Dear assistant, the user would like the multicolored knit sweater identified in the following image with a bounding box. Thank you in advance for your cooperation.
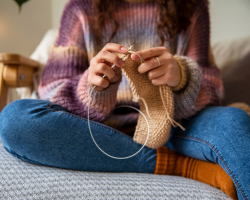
[38,0,224,134]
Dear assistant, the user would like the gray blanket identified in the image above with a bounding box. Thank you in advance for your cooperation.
[0,140,230,199]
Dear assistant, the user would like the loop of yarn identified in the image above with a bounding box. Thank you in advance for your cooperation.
[87,46,150,159]
[88,88,150,160]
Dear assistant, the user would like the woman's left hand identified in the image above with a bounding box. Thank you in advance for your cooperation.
[131,47,181,87]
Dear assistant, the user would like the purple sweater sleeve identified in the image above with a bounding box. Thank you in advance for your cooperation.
[38,0,121,122]
[173,0,224,120]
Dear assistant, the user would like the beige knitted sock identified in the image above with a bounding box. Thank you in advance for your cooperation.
[121,52,184,149]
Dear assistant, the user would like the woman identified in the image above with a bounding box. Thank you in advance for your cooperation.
[0,0,249,199]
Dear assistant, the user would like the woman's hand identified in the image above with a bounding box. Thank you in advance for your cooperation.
[131,47,181,87]
[88,43,127,91]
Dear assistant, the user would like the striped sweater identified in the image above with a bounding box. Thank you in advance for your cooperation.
[38,0,224,135]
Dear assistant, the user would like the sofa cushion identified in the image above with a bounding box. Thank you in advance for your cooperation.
[0,140,231,199]
[212,35,250,75]
[222,52,250,106]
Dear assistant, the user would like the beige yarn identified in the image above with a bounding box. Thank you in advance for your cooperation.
[121,51,185,149]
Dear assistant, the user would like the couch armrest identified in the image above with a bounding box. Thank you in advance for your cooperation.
[0,53,40,112]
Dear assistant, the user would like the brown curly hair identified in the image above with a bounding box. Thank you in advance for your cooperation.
[92,0,197,52]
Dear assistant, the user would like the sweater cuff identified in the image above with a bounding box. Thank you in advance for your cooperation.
[173,56,202,120]
[172,55,189,92]
[77,69,122,116]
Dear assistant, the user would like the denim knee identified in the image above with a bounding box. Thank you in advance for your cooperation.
[0,99,51,151]
[0,99,31,148]
[220,106,249,122]
[216,107,250,138]
[166,106,250,161]
[202,106,250,165]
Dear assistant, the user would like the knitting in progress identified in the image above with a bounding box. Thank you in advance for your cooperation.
[39,0,222,136]
[120,47,185,149]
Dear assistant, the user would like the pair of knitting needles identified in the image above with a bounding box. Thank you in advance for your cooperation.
[100,45,134,81]
[88,45,150,159]
[92,45,141,91]
[91,45,134,91]
[100,45,146,83]
[100,46,185,131]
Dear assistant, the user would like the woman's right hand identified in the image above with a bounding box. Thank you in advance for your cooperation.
[88,43,127,91]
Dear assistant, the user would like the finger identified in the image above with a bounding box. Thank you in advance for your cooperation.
[109,69,122,84]
[131,47,169,61]
[104,61,114,67]
[138,57,163,74]
[92,85,106,91]
[114,66,122,74]
[102,43,127,54]
[96,51,125,68]
[94,63,116,81]
[103,61,121,72]
[90,74,110,90]
[147,66,166,81]
[151,74,167,86]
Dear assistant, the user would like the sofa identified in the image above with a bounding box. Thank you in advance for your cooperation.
[1,30,250,199]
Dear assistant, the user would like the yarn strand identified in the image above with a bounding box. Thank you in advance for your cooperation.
[159,86,185,131]
[139,97,154,119]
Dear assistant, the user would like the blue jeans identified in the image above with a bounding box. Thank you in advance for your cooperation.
[0,99,249,200]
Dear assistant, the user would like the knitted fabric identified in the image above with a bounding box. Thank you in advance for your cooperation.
[172,56,188,92]
[121,53,176,148]
[0,140,231,200]
[38,0,224,136]
[154,146,237,200]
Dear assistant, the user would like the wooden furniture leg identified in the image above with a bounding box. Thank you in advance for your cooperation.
[0,63,8,111]
[0,53,40,112]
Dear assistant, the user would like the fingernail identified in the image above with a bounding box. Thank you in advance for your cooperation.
[121,46,127,52]
[131,54,138,60]
[119,59,125,67]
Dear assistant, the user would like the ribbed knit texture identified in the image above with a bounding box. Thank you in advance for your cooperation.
[154,146,237,200]
[172,56,188,92]
[0,140,232,200]
[121,53,174,148]
[38,0,224,135]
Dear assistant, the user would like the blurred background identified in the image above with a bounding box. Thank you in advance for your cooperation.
[0,0,250,57]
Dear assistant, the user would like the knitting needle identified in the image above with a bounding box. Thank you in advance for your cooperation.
[101,45,134,79]
[91,45,134,90]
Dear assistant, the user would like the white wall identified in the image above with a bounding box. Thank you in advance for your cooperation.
[50,0,250,43]
[1,0,249,58]
[0,0,52,57]
[210,0,250,43]
[51,0,68,29]
[2,0,250,104]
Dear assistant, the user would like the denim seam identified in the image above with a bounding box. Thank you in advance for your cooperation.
[173,134,246,200]
[4,146,54,168]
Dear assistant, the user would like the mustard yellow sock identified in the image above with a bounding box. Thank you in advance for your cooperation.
[154,146,237,200]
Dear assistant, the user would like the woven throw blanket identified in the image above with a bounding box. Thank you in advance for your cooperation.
[0,134,231,198]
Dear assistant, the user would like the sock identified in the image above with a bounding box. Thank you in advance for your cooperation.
[154,146,238,200]
[121,53,181,149]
